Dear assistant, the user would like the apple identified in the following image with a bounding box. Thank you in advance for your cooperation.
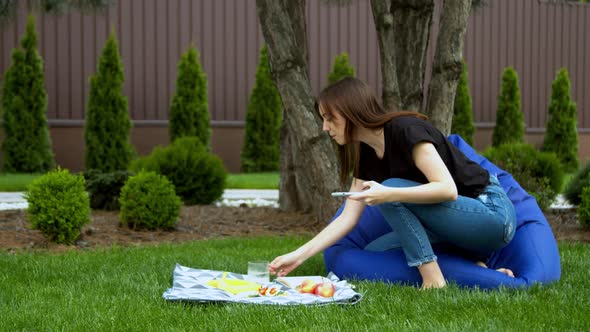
[313,282,335,297]
[297,279,318,293]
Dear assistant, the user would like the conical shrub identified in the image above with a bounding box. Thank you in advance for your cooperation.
[492,67,524,147]
[328,52,355,85]
[451,62,475,146]
[1,15,54,172]
[84,31,135,172]
[168,45,210,146]
[542,68,579,172]
[240,45,282,172]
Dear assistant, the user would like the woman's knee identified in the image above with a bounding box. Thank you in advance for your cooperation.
[376,201,403,214]
[381,178,421,188]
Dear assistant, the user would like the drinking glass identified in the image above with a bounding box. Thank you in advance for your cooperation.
[247,261,270,284]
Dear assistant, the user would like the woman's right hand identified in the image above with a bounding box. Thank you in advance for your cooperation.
[268,179,367,278]
[268,250,305,277]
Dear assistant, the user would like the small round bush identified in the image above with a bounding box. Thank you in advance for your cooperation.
[119,171,182,230]
[130,137,227,205]
[483,143,563,211]
[577,186,590,228]
[564,160,590,205]
[84,169,134,210]
[24,168,90,244]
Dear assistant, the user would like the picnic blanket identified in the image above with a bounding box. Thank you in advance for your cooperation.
[162,264,362,305]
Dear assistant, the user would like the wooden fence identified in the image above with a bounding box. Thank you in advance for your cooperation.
[1,0,588,171]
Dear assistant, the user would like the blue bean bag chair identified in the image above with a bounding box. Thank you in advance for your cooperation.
[324,134,561,289]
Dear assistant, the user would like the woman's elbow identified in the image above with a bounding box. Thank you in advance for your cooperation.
[448,191,458,201]
[445,184,458,201]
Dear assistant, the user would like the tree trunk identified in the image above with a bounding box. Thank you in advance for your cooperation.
[425,0,471,134]
[391,0,434,112]
[370,0,400,111]
[278,122,299,211]
[256,0,342,221]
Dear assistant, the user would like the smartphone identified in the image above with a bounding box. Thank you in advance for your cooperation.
[331,192,355,197]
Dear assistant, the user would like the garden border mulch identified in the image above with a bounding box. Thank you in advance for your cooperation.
[0,206,588,253]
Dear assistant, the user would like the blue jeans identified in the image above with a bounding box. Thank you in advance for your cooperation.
[364,176,516,267]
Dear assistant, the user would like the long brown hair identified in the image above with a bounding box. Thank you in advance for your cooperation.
[316,77,427,184]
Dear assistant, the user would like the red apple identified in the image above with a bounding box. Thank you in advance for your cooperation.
[313,282,335,297]
[297,279,318,293]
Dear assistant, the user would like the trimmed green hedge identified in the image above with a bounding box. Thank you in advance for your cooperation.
[24,168,90,244]
[84,169,134,210]
[564,160,590,205]
[119,171,182,230]
[484,143,563,211]
[130,137,227,205]
[578,186,590,228]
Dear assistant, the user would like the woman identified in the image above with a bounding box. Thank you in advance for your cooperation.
[268,77,516,288]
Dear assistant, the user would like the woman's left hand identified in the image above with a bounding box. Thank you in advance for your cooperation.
[348,181,392,206]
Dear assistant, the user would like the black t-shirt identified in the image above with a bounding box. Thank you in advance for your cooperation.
[357,116,489,198]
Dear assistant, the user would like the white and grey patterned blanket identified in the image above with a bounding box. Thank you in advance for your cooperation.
[162,264,362,305]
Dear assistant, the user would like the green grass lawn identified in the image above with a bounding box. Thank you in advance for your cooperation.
[0,173,42,191]
[226,172,278,189]
[0,172,279,191]
[1,237,588,331]
[0,171,575,193]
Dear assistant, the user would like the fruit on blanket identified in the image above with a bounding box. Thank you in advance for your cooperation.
[206,277,262,295]
[267,287,279,296]
[257,286,280,297]
[313,282,335,297]
[297,279,318,293]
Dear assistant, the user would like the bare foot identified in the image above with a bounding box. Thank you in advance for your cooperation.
[418,261,447,289]
[476,261,487,268]
[476,262,514,277]
[495,268,514,277]
[421,280,447,289]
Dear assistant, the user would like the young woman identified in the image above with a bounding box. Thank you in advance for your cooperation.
[268,77,516,288]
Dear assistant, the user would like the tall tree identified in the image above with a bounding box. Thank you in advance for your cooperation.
[1,15,54,172]
[256,0,342,221]
[257,0,473,219]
